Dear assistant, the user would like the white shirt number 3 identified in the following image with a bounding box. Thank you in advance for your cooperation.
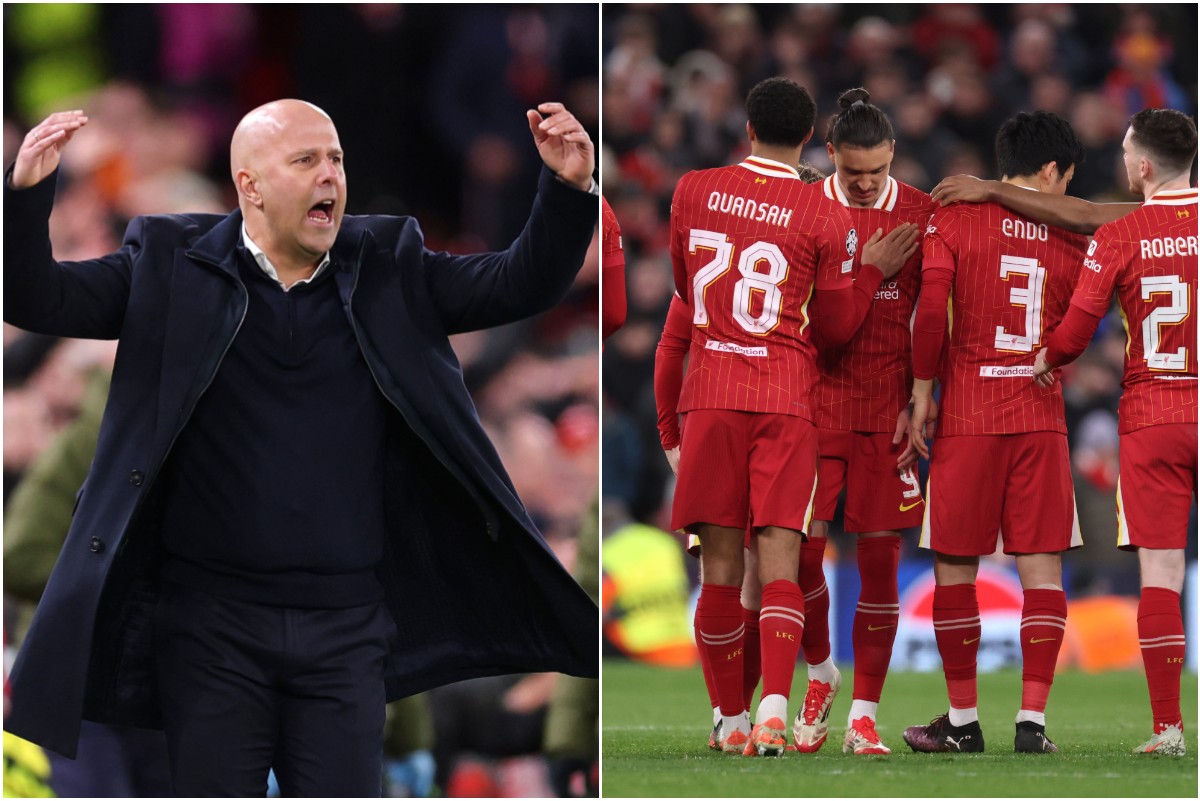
[994,255,1047,353]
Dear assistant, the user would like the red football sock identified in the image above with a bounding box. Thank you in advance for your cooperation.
[696,584,745,716]
[742,606,762,711]
[852,537,900,703]
[696,608,719,711]
[758,579,805,701]
[1019,588,1067,712]
[798,537,830,665]
[1139,587,1185,732]
[933,583,980,710]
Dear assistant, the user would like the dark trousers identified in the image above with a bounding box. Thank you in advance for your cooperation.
[46,720,172,798]
[154,583,393,797]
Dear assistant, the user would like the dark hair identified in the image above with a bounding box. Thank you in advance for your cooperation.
[745,77,816,148]
[796,161,825,183]
[1130,108,1198,176]
[825,88,894,149]
[994,111,1085,180]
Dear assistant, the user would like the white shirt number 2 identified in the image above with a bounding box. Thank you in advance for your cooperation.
[1141,275,1190,371]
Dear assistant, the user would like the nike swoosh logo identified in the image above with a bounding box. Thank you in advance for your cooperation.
[899,500,923,512]
[1029,637,1057,644]
[962,637,980,645]
[868,624,896,631]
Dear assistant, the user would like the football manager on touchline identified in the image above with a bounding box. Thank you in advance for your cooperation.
[3,99,599,797]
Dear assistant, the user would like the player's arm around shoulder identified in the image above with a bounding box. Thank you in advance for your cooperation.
[4,110,137,338]
[421,103,597,335]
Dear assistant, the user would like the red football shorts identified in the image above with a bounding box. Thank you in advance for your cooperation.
[813,428,924,532]
[672,409,818,535]
[1116,423,1198,551]
[920,432,1082,556]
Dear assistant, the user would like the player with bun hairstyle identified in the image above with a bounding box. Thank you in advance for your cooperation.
[666,76,918,757]
[793,87,931,757]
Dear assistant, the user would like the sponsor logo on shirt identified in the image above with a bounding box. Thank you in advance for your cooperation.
[705,340,768,357]
[874,280,900,301]
[979,366,1035,378]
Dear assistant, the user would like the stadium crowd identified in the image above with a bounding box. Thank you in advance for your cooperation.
[601,2,1198,599]
[3,5,598,797]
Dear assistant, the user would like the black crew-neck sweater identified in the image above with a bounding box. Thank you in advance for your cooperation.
[158,251,389,608]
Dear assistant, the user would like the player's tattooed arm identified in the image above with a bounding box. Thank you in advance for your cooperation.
[931,175,1139,235]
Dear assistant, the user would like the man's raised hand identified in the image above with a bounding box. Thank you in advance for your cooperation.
[526,102,594,192]
[11,110,88,190]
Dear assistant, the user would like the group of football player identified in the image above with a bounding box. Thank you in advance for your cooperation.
[638,76,1196,758]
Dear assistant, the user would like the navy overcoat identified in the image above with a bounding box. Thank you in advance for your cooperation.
[3,166,600,758]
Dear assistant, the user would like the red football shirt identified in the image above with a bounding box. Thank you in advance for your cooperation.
[918,199,1089,436]
[670,156,857,419]
[1065,188,1198,433]
[601,196,627,340]
[816,175,936,432]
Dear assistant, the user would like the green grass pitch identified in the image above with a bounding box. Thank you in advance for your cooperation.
[602,659,1198,797]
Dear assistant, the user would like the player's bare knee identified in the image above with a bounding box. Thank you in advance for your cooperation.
[1015,552,1063,590]
[698,525,746,586]
[1139,548,1185,593]
[754,529,800,585]
[933,553,978,586]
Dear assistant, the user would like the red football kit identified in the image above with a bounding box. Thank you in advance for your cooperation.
[668,156,857,535]
[1045,187,1198,550]
[601,196,627,340]
[912,197,1087,556]
[672,155,859,728]
[813,175,935,532]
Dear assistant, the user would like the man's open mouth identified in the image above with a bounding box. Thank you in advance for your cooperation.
[308,200,336,224]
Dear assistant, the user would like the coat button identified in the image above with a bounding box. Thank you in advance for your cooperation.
[130,470,144,487]
[89,537,105,553]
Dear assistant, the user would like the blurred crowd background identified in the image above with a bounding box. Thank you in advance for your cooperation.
[3,4,598,798]
[601,3,1198,667]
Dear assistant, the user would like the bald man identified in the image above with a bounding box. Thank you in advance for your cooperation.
[3,100,598,796]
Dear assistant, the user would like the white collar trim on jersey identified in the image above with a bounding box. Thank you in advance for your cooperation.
[1144,187,1199,206]
[823,174,898,211]
[740,156,800,180]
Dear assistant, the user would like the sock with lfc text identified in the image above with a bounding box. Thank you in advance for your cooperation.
[696,584,746,718]
[758,579,806,714]
[1139,587,1186,733]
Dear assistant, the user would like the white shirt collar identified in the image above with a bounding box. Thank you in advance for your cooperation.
[823,174,899,211]
[241,223,332,291]
[739,156,801,180]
